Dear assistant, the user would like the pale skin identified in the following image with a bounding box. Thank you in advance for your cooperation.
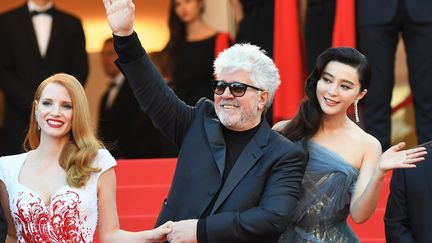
[103,1,269,241]
[0,82,171,242]
[274,61,426,224]
[227,0,243,30]
[173,0,215,41]
[30,0,52,8]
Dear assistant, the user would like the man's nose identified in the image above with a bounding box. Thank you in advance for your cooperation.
[221,86,234,98]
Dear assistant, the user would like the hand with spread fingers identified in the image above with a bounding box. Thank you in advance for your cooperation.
[378,142,427,172]
[102,0,135,36]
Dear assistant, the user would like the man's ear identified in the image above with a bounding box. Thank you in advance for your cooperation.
[258,91,269,111]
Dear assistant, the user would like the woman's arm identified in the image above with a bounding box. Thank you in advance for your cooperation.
[97,168,171,243]
[349,140,426,223]
[0,181,17,243]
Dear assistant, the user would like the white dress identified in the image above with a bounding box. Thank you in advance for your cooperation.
[0,149,116,243]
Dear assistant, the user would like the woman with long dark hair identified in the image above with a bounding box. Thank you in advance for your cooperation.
[161,0,229,105]
[275,47,426,242]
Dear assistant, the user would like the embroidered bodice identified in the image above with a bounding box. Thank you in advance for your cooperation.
[0,149,116,243]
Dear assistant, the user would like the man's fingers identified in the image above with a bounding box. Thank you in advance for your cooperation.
[127,0,136,9]
[102,0,112,10]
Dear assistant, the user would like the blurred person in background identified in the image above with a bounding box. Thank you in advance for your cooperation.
[357,0,432,150]
[98,38,177,159]
[385,140,432,243]
[161,0,230,106]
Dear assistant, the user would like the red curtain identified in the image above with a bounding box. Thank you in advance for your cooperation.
[273,0,305,122]
[332,0,356,47]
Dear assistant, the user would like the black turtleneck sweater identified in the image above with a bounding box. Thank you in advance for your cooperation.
[198,121,262,243]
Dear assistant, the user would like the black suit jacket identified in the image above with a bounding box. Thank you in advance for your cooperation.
[357,0,432,27]
[115,33,306,243]
[0,4,88,155]
[385,141,432,243]
[98,77,176,158]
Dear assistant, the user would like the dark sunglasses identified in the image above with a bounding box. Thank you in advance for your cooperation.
[212,80,264,97]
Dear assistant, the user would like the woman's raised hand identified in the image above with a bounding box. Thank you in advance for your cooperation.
[378,142,427,172]
[103,0,135,36]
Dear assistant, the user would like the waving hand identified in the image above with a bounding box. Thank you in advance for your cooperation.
[103,0,135,36]
[378,142,426,172]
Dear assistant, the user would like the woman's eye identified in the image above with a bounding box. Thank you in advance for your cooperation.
[322,78,331,83]
[341,85,352,90]
[42,101,52,106]
[63,104,73,109]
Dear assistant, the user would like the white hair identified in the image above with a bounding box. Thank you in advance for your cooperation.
[213,43,281,110]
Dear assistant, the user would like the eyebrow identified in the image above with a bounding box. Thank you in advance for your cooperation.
[40,98,72,103]
[322,72,355,86]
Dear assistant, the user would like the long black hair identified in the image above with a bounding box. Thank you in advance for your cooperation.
[163,0,205,65]
[280,47,371,159]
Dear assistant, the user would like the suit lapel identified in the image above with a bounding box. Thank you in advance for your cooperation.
[204,116,226,176]
[210,120,270,215]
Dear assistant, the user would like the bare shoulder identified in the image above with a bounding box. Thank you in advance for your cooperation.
[362,130,381,152]
[272,120,290,132]
[355,126,382,163]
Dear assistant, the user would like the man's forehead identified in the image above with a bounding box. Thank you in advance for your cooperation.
[220,69,251,82]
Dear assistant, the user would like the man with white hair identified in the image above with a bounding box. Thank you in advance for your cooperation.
[103,1,305,242]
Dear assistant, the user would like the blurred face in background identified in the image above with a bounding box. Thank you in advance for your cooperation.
[101,40,120,78]
[30,0,52,7]
[174,0,203,24]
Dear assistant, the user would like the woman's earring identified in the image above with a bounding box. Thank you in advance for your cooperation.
[354,100,359,123]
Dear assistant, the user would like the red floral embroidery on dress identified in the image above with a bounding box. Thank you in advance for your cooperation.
[14,190,88,243]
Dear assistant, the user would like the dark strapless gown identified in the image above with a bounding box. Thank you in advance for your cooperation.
[279,141,360,243]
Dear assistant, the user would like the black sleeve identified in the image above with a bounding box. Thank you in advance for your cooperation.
[113,32,145,64]
[113,33,196,146]
[197,219,208,243]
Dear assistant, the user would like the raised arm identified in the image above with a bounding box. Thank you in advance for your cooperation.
[349,141,426,223]
[102,0,196,145]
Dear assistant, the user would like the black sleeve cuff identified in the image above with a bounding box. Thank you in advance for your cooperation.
[197,218,208,243]
[113,32,145,63]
